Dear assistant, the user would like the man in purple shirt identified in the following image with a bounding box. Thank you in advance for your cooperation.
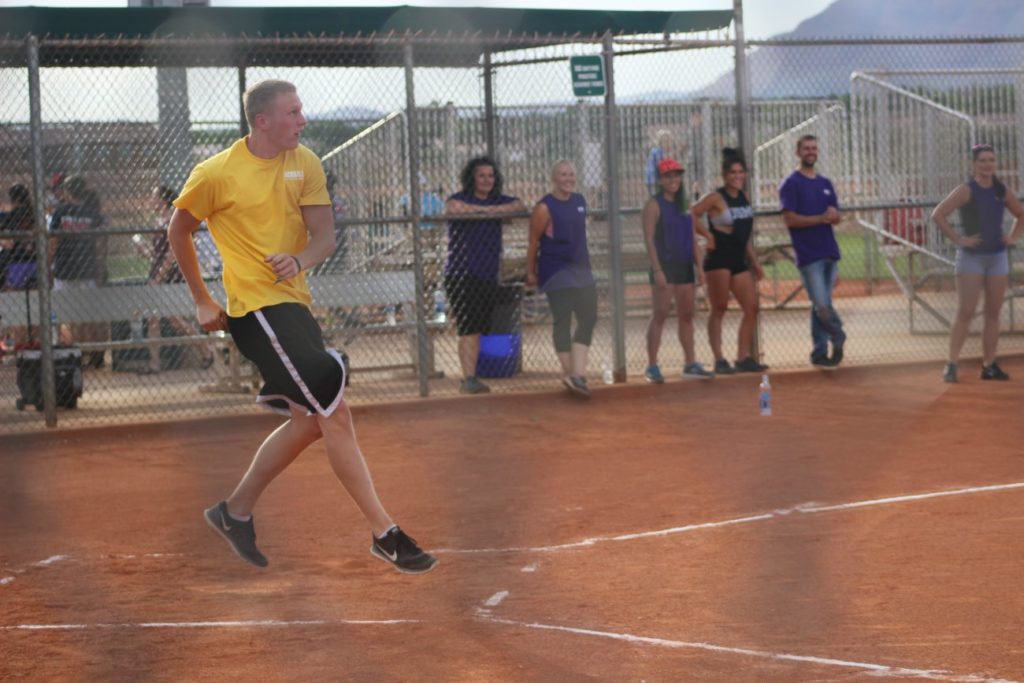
[779,134,846,369]
[444,156,525,394]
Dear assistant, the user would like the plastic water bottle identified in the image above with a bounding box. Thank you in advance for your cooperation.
[385,305,397,326]
[432,288,446,323]
[759,373,772,416]
[50,311,60,347]
[602,359,614,385]
[130,309,144,342]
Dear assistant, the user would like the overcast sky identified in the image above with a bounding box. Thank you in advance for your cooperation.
[0,0,836,40]
[0,1,839,122]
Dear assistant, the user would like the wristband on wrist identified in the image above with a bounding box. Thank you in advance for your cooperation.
[291,255,302,273]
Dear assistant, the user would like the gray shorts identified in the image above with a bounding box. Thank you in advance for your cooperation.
[954,249,1009,277]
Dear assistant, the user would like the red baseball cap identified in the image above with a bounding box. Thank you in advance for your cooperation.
[657,158,684,175]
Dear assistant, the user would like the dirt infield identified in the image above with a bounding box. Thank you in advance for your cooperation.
[2,358,1023,682]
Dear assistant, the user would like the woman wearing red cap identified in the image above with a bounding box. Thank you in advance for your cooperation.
[641,157,713,382]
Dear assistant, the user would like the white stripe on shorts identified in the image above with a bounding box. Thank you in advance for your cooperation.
[253,310,345,417]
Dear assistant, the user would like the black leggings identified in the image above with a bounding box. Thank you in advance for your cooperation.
[545,285,598,353]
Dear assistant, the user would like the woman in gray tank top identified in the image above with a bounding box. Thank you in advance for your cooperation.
[932,144,1024,382]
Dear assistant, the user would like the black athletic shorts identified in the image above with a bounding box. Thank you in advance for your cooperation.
[649,259,695,285]
[444,272,499,336]
[227,302,346,417]
[703,244,749,275]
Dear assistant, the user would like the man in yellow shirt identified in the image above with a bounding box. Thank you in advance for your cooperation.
[168,79,436,574]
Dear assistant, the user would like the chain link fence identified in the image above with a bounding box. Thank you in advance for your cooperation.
[2,29,1023,431]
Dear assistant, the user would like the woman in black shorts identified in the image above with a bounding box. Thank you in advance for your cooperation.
[692,148,766,374]
[443,157,525,394]
[641,157,713,382]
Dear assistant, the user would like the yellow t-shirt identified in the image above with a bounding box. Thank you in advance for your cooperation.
[174,138,330,316]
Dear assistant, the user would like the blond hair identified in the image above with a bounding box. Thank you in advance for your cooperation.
[550,159,575,179]
[243,79,297,128]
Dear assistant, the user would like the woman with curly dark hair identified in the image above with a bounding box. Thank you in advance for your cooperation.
[443,156,525,394]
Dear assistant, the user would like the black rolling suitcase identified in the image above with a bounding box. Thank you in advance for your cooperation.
[15,345,83,411]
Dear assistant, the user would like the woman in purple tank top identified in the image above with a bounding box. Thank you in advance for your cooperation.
[526,160,598,399]
[640,157,713,383]
[933,144,1024,382]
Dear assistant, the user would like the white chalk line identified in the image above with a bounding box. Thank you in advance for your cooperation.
[2,618,421,632]
[0,552,188,589]
[0,555,72,589]
[484,590,509,607]
[436,481,1024,555]
[478,614,1018,683]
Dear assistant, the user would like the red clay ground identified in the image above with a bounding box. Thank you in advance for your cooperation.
[1,357,1023,682]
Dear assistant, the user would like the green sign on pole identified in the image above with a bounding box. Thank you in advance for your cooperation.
[570,55,606,97]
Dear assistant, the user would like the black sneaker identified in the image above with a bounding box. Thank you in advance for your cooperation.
[714,359,735,375]
[563,375,591,399]
[981,362,1010,381]
[459,376,491,394]
[943,362,958,383]
[203,501,268,568]
[830,346,844,367]
[734,357,768,373]
[371,527,438,574]
[811,353,837,371]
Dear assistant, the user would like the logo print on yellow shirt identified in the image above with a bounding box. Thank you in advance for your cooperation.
[284,170,304,180]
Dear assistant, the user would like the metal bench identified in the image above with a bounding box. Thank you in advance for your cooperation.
[0,271,442,390]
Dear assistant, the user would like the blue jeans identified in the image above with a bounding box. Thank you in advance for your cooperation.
[798,258,846,358]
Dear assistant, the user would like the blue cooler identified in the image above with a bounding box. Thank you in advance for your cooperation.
[476,333,521,378]
[475,283,523,378]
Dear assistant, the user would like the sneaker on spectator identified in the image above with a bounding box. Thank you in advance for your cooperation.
[644,364,665,384]
[459,376,491,394]
[371,526,437,574]
[563,375,591,399]
[980,362,1009,381]
[734,357,767,373]
[811,353,837,371]
[830,346,844,367]
[943,362,958,383]
[713,359,735,375]
[682,362,714,380]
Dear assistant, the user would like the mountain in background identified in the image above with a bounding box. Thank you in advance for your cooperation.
[692,0,1024,99]
[312,106,386,122]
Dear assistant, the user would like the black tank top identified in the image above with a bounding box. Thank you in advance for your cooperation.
[708,188,754,251]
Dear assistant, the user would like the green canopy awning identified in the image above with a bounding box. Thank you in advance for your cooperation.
[0,6,733,67]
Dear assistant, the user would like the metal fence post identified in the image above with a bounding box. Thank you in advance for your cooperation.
[732,0,752,158]
[483,51,496,159]
[156,65,191,190]
[602,32,627,382]
[404,40,430,397]
[238,64,248,138]
[27,35,57,427]
[732,0,759,361]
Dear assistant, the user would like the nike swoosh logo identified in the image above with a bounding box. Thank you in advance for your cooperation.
[221,517,232,532]
[382,548,398,562]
